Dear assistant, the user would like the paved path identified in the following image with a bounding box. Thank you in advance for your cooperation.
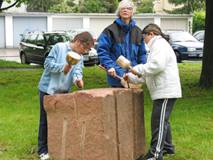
[0,48,20,63]
[0,48,41,67]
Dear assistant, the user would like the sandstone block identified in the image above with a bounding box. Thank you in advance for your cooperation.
[44,88,145,160]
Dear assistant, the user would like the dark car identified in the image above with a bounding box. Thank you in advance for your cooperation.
[168,31,203,63]
[19,31,70,65]
[193,30,205,42]
[66,29,99,66]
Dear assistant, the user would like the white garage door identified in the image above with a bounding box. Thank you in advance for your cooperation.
[0,17,5,48]
[90,18,115,39]
[13,16,47,47]
[161,18,188,32]
[136,18,154,30]
[52,17,83,31]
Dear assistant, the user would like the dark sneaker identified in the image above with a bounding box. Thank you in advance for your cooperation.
[136,155,145,160]
[136,152,162,160]
[136,156,157,160]
[163,149,175,156]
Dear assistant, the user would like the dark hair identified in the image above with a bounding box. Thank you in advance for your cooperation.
[72,31,94,47]
[142,23,169,41]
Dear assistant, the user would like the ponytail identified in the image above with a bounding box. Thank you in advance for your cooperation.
[142,23,169,41]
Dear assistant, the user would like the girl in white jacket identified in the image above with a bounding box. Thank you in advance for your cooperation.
[126,23,182,160]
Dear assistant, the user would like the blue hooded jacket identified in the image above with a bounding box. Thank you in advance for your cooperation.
[97,18,147,87]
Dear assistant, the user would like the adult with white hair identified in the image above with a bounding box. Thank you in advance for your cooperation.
[97,0,146,87]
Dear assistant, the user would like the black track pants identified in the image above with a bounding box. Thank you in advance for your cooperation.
[150,98,177,159]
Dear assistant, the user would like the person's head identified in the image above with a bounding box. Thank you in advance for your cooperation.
[71,31,94,55]
[142,23,169,44]
[116,0,135,23]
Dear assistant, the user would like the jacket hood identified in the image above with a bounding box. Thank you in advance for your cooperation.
[114,18,136,32]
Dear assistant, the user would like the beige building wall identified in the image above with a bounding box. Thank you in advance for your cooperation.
[154,0,183,13]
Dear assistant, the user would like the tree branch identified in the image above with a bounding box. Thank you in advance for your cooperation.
[0,0,20,11]
[0,0,3,9]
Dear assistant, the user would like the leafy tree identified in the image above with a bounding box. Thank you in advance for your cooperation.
[193,11,205,33]
[103,0,118,13]
[0,0,119,13]
[199,0,213,88]
[76,0,118,13]
[48,0,74,13]
[76,0,105,13]
[134,0,154,13]
[27,0,61,12]
[167,0,205,14]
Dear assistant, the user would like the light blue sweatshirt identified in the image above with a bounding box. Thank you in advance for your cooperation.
[38,42,83,95]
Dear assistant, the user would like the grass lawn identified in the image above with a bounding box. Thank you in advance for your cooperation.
[0,61,213,160]
[0,60,41,68]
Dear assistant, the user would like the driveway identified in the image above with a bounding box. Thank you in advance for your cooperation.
[0,48,20,63]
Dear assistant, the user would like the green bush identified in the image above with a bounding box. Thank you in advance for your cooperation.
[193,11,205,33]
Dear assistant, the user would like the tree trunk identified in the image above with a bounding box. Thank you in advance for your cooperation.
[199,0,213,88]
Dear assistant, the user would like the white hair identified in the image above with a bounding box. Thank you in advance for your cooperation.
[115,0,136,17]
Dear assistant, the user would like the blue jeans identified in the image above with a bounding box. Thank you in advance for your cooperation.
[38,90,49,155]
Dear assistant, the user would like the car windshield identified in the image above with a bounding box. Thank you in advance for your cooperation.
[45,33,70,45]
[169,32,198,43]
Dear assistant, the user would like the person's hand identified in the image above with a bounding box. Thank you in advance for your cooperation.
[123,73,129,82]
[64,64,72,75]
[121,73,143,89]
[131,64,143,77]
[120,73,130,88]
[130,68,139,76]
[107,68,116,77]
[76,79,84,89]
[120,78,129,88]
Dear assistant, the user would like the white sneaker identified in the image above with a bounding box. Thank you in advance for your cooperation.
[39,153,50,160]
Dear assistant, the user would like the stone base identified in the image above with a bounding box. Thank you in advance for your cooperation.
[44,88,145,160]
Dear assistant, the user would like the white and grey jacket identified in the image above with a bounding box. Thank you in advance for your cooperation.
[128,35,182,100]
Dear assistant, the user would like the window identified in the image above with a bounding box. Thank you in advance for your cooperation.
[37,34,45,45]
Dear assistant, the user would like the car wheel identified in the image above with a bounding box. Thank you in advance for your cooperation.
[21,53,29,64]
[175,51,182,63]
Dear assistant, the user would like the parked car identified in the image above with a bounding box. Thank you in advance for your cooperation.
[19,31,70,65]
[193,30,205,42]
[66,29,99,66]
[167,31,203,63]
